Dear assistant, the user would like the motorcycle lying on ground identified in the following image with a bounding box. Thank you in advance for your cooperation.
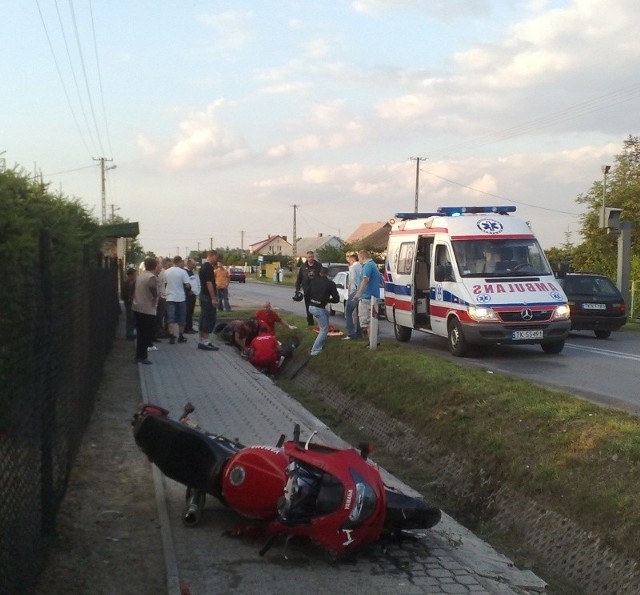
[132,403,441,557]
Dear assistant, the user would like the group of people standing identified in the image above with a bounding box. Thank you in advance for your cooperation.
[294,249,381,357]
[123,250,236,364]
[123,247,381,365]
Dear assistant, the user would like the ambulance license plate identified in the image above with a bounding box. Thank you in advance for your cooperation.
[512,330,543,340]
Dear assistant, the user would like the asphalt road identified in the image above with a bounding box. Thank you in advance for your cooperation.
[230,278,640,414]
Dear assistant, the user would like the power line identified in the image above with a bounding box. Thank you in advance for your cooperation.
[421,168,581,216]
[35,0,93,156]
[439,81,640,157]
[68,0,106,156]
[89,0,113,158]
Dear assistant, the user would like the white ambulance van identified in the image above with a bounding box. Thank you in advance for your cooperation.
[384,206,571,356]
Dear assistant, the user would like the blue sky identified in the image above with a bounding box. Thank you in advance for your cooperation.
[2,0,638,256]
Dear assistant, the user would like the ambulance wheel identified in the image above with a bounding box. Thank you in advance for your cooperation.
[448,318,469,357]
[394,323,412,342]
[541,340,565,354]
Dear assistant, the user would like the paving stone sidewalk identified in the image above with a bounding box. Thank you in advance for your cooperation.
[137,299,546,594]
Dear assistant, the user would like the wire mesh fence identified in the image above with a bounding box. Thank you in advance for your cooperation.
[0,231,120,594]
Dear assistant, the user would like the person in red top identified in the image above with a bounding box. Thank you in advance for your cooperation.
[254,301,296,336]
[246,331,283,375]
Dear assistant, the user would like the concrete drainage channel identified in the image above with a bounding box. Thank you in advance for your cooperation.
[290,368,640,595]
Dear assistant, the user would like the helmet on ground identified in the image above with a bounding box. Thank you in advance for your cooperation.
[292,291,304,302]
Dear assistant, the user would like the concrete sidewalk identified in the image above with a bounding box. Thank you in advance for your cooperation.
[136,297,546,594]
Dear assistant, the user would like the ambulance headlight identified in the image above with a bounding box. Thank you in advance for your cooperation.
[552,304,571,320]
[467,306,498,322]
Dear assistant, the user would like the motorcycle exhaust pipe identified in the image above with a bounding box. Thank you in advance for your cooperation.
[182,490,205,527]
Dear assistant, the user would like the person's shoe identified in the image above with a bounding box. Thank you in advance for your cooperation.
[178,335,187,343]
[147,345,158,351]
[169,335,176,344]
[136,358,152,365]
[310,350,322,357]
[342,336,352,341]
[198,342,219,351]
[183,329,197,334]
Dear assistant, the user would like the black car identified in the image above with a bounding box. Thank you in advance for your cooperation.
[558,273,627,338]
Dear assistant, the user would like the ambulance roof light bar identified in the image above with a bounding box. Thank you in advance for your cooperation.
[437,206,516,216]
[393,212,441,220]
[392,206,516,222]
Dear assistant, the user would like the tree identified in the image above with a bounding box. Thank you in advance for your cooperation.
[316,243,346,264]
[572,135,640,278]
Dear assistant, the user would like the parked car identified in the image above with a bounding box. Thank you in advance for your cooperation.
[329,270,386,320]
[322,262,348,280]
[557,273,627,338]
[229,267,246,283]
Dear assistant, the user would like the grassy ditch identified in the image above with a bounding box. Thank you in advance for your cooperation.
[221,309,640,572]
[256,313,640,568]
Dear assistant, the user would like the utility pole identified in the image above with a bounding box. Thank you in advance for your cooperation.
[108,203,120,221]
[409,156,427,213]
[292,205,298,265]
[240,230,245,252]
[93,157,116,224]
[210,237,213,250]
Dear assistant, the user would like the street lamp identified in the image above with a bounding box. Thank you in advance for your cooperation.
[600,164,611,228]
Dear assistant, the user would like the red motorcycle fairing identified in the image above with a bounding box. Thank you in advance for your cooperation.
[222,446,288,519]
[268,441,387,556]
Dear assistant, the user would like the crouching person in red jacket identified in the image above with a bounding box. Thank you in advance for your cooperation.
[246,332,283,375]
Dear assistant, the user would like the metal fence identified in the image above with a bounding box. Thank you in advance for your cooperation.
[0,231,120,594]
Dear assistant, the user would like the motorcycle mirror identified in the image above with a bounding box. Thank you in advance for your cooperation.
[276,433,286,448]
[358,441,376,460]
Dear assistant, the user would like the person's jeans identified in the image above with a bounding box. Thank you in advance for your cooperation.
[217,287,231,311]
[345,293,361,338]
[309,305,329,354]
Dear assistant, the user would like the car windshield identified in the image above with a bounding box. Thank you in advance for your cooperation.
[451,238,553,278]
[562,276,620,297]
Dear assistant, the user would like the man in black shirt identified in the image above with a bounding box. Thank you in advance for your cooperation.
[308,267,340,356]
[197,250,220,351]
[295,250,323,326]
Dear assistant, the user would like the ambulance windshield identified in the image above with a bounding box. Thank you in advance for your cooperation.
[452,239,553,278]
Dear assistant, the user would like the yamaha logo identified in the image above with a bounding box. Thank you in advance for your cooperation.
[521,308,533,321]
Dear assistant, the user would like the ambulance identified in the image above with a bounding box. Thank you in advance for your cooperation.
[384,206,571,356]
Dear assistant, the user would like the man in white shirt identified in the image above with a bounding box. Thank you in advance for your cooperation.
[343,253,363,340]
[184,258,200,334]
[164,256,191,344]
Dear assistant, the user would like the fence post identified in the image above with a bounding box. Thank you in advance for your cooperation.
[369,298,379,350]
[39,229,55,537]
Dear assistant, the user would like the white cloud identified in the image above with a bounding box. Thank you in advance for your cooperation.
[260,81,312,95]
[198,10,255,51]
[164,100,250,170]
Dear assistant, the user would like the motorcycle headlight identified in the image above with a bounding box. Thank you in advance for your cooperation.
[552,304,571,320]
[467,305,498,322]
